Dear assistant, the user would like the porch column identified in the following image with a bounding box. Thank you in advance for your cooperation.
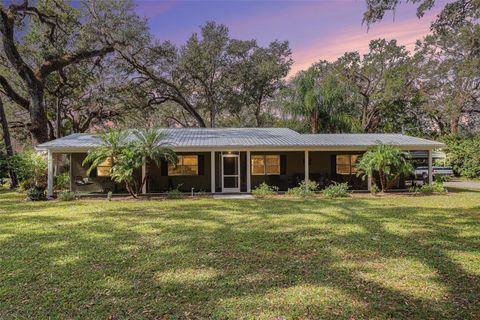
[141,163,147,194]
[69,153,73,192]
[367,174,372,191]
[47,150,54,197]
[246,151,251,192]
[428,149,433,185]
[304,150,309,182]
[211,151,215,193]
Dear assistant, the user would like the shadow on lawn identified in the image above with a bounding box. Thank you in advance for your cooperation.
[1,194,479,319]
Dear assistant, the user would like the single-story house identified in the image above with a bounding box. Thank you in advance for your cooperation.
[36,128,445,197]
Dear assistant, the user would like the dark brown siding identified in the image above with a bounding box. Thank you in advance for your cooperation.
[148,152,212,193]
[250,151,305,191]
[70,153,133,193]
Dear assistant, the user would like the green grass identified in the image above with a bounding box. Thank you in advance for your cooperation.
[1,189,480,319]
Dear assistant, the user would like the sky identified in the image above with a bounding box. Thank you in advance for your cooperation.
[134,0,448,75]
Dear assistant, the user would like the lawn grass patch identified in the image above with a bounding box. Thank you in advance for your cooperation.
[1,188,479,319]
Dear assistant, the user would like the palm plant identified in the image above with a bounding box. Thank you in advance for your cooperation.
[356,144,413,192]
[82,129,128,175]
[282,62,361,133]
[83,128,176,198]
[132,128,177,194]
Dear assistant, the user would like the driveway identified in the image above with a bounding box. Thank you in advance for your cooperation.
[445,181,480,189]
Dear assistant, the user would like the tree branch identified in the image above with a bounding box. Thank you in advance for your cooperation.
[37,46,115,80]
[0,75,29,110]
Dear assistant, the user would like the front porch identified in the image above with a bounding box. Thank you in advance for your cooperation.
[46,149,435,197]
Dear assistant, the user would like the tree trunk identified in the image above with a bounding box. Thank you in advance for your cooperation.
[0,95,18,187]
[29,87,50,145]
[56,96,62,138]
[450,116,460,134]
[255,103,263,127]
[310,111,319,133]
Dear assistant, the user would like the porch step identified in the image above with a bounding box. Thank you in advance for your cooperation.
[213,194,254,199]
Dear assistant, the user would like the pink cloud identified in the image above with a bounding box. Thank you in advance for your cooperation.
[136,0,177,19]
[290,13,437,75]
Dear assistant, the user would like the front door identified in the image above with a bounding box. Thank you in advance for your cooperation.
[222,154,240,193]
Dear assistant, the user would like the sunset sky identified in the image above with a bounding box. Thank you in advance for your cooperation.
[135,0,448,75]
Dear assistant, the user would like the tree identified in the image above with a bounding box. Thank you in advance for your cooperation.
[414,21,480,134]
[83,128,176,198]
[282,62,361,133]
[335,39,419,132]
[120,21,292,128]
[0,0,146,145]
[356,144,414,192]
[83,129,128,176]
[0,94,17,187]
[131,128,176,194]
[229,40,292,127]
[363,0,480,33]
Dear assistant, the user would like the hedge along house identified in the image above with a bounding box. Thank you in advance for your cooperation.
[36,128,445,197]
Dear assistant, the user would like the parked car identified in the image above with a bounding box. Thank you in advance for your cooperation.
[415,166,454,179]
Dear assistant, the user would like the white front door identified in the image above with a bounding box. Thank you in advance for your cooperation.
[221,154,240,193]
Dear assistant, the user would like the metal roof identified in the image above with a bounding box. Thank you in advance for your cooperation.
[36,128,445,151]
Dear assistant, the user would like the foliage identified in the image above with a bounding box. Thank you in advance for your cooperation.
[286,180,319,197]
[121,21,292,128]
[1,188,479,318]
[57,191,79,201]
[370,183,380,194]
[107,191,113,201]
[440,134,480,178]
[54,173,70,191]
[251,182,279,197]
[165,184,184,199]
[322,182,351,198]
[410,181,448,194]
[281,61,362,133]
[84,129,176,198]
[7,151,47,188]
[356,144,414,192]
[26,185,47,201]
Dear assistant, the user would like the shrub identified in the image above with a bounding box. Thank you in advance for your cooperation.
[440,134,480,178]
[323,182,351,198]
[27,186,47,201]
[57,191,79,201]
[370,183,379,194]
[54,173,70,191]
[356,144,413,192]
[8,151,47,186]
[252,182,278,197]
[107,191,113,201]
[166,185,184,199]
[411,182,447,194]
[286,180,319,197]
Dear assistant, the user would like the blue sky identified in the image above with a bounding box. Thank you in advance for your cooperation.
[135,0,447,74]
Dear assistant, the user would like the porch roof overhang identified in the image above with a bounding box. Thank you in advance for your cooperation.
[36,128,445,153]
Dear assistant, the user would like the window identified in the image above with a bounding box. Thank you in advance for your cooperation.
[168,155,198,176]
[251,155,281,175]
[336,155,358,175]
[97,158,113,177]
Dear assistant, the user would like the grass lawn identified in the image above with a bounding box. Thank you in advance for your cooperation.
[1,189,479,319]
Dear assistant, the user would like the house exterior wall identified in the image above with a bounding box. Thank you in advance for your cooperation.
[70,153,140,193]
[69,150,412,193]
[148,152,212,193]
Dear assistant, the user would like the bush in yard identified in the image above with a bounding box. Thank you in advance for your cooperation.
[54,173,70,191]
[370,183,379,194]
[83,129,176,198]
[322,182,351,198]
[165,184,184,199]
[8,151,47,189]
[440,134,480,178]
[410,181,447,194]
[57,191,79,201]
[252,182,278,197]
[27,186,47,201]
[356,144,413,192]
[286,180,319,197]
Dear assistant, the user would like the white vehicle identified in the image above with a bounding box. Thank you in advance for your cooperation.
[415,166,454,179]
